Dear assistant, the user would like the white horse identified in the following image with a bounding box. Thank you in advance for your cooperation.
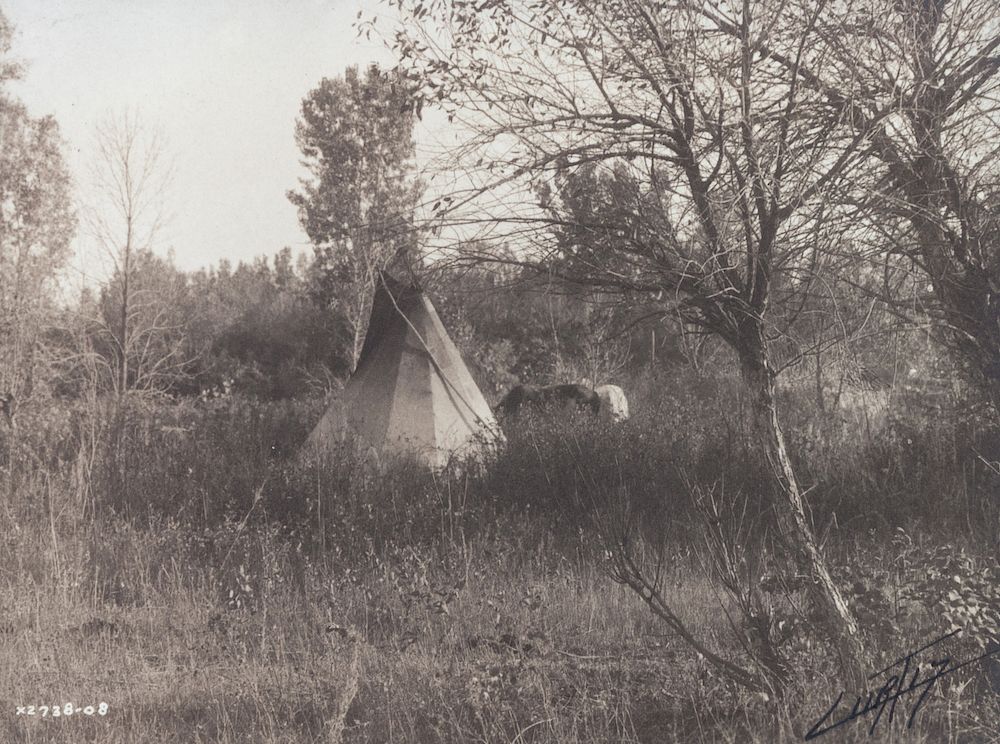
[594,384,629,422]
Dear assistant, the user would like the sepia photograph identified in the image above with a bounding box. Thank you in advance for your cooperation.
[1,0,999,741]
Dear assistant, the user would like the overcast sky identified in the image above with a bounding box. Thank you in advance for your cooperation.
[5,0,402,279]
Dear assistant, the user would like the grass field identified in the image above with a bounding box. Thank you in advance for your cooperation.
[1,381,999,743]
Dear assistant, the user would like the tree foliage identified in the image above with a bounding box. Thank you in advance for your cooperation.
[186,251,350,398]
[289,64,423,369]
[0,10,75,403]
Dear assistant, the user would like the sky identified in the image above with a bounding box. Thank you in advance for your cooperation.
[4,0,402,279]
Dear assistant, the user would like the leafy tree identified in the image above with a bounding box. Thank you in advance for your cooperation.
[431,260,641,397]
[0,10,75,407]
[289,64,422,370]
[183,253,349,399]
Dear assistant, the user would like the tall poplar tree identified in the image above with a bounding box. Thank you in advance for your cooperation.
[289,64,422,371]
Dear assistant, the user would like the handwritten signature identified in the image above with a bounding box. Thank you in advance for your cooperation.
[805,629,1000,740]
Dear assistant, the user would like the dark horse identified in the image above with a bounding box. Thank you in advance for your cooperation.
[494,384,601,418]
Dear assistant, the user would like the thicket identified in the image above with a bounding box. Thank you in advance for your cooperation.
[4,360,997,601]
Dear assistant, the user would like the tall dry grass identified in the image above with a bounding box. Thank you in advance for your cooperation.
[0,371,997,742]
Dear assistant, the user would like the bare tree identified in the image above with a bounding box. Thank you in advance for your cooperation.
[85,112,185,396]
[859,0,1000,416]
[389,0,876,688]
[701,0,1000,416]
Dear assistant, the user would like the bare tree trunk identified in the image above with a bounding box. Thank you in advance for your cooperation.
[119,229,131,396]
[987,379,1000,425]
[813,314,827,417]
[90,112,175,398]
[348,297,364,374]
[737,325,866,690]
[814,347,825,417]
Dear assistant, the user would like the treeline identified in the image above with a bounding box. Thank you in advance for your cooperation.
[0,17,678,407]
[0,8,969,418]
[54,249,677,402]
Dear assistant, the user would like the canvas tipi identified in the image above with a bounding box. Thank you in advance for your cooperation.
[305,273,501,468]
